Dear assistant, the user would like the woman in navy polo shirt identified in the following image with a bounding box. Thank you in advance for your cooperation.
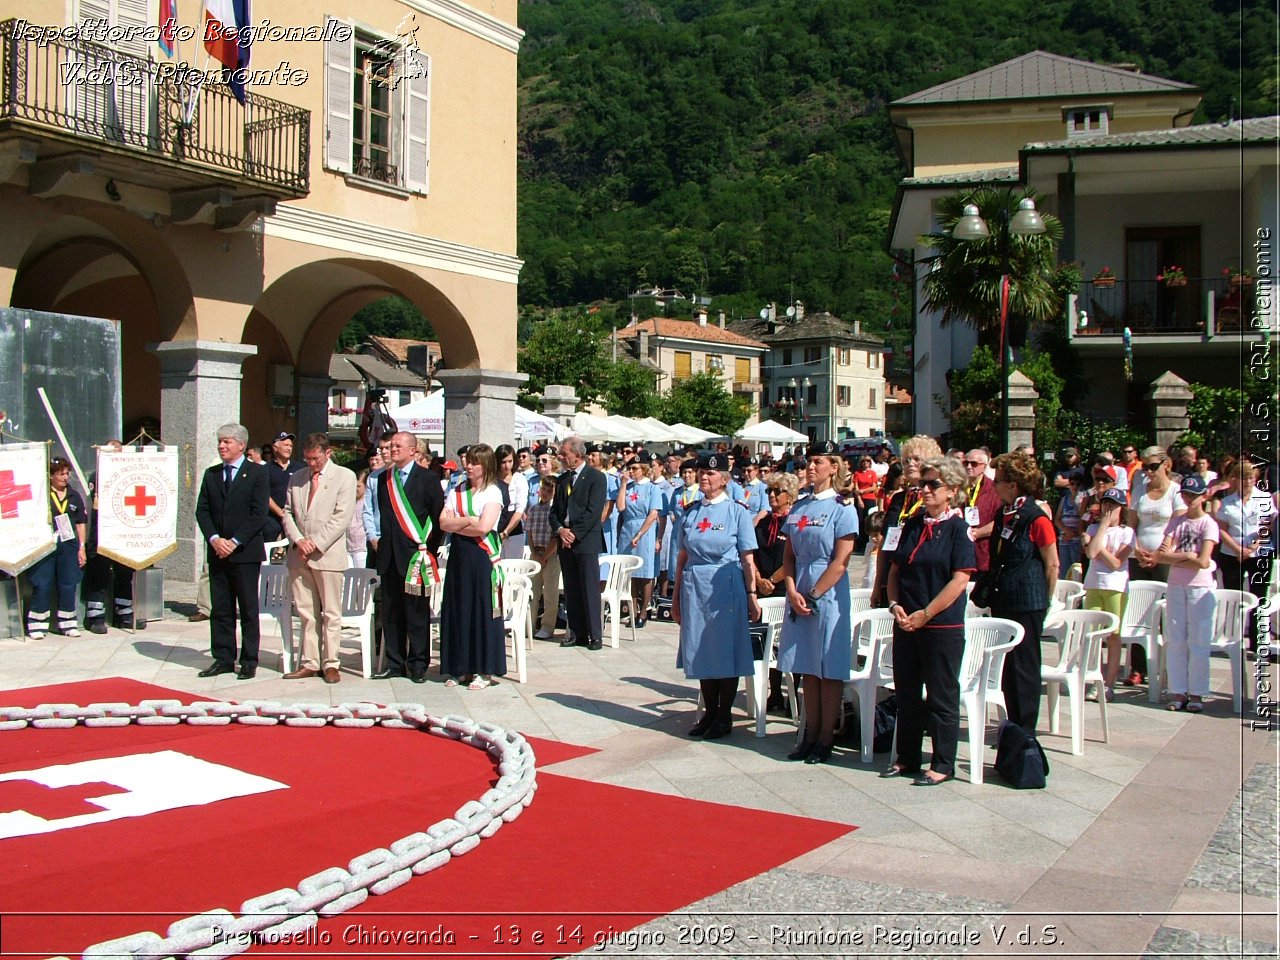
[881,456,976,786]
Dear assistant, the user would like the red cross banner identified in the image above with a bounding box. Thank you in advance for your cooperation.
[95,446,179,570]
[0,443,55,576]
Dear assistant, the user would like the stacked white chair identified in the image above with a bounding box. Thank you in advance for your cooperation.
[339,568,380,678]
[1041,610,1118,755]
[959,617,1024,783]
[746,597,789,737]
[1120,580,1168,703]
[843,609,897,763]
[501,573,532,683]
[598,553,644,648]
[498,558,541,650]
[258,565,294,673]
[1209,589,1261,714]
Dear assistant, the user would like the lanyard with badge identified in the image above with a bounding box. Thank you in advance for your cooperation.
[965,478,983,528]
[51,490,76,542]
[883,492,922,552]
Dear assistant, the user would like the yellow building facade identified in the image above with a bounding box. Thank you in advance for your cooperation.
[0,0,522,578]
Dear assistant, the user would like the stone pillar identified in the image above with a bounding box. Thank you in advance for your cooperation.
[541,384,579,428]
[1006,369,1039,453]
[1147,371,1193,450]
[147,340,257,583]
[434,368,529,459]
[296,374,334,442]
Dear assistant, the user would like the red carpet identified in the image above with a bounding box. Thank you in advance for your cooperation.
[0,679,854,958]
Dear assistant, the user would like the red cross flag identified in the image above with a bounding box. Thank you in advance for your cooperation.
[95,446,179,570]
[0,443,55,576]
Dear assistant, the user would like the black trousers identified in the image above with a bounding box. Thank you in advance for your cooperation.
[380,568,431,673]
[891,627,965,776]
[82,555,134,620]
[208,557,261,669]
[995,607,1045,733]
[559,548,602,644]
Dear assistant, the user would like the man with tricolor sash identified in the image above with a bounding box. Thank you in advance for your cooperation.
[373,431,443,682]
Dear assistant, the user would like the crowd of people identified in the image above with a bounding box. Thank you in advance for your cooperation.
[20,423,1276,776]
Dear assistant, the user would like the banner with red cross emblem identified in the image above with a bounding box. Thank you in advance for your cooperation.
[0,442,54,576]
[95,446,179,570]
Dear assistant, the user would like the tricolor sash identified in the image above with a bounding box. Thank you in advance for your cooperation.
[389,469,440,594]
[455,486,505,613]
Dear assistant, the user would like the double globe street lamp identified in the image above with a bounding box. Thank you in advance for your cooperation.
[952,196,1046,452]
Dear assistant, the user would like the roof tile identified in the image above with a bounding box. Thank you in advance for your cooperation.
[613,318,768,349]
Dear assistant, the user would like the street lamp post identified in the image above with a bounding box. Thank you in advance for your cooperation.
[953,195,1046,452]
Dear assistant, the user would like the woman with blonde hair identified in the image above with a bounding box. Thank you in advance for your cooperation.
[871,435,942,607]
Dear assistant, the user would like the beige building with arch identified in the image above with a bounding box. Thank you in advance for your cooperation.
[0,0,522,579]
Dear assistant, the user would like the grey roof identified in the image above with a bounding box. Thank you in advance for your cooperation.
[902,166,1020,187]
[728,312,884,347]
[338,353,430,388]
[892,51,1196,106]
[329,355,361,382]
[1024,116,1278,152]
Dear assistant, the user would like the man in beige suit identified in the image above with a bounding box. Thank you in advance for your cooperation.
[282,433,357,683]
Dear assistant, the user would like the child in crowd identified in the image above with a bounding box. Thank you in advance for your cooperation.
[1148,475,1220,712]
[1080,488,1134,701]
[525,476,561,640]
[347,470,369,570]
[861,510,886,590]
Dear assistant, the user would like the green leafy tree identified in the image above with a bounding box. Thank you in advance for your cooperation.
[604,361,659,418]
[918,188,1065,348]
[517,311,611,408]
[660,371,751,436]
[338,296,436,351]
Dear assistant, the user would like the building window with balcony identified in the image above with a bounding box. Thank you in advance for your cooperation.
[674,351,692,380]
[325,19,430,193]
[332,389,348,409]
[837,385,851,407]
[735,357,751,385]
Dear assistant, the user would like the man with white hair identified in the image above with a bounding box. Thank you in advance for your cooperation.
[194,423,270,679]
[550,435,607,650]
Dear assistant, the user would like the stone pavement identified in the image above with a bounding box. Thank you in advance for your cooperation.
[1,577,1276,959]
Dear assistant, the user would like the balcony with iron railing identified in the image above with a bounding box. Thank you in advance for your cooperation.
[0,19,308,219]
[1067,275,1263,351]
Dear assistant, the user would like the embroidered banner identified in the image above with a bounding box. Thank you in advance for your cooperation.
[95,446,179,570]
[0,443,55,576]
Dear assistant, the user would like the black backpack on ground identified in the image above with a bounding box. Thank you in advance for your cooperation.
[993,719,1050,789]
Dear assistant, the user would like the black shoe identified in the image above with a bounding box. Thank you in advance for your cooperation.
[559,637,579,648]
[879,764,918,779]
[787,740,817,761]
[87,618,108,635]
[702,718,733,740]
[114,614,135,630]
[688,715,714,738]
[409,668,426,684]
[236,667,256,680]
[587,640,603,651]
[370,668,404,680]
[197,663,234,678]
[634,617,646,629]
[804,743,833,764]
[912,772,953,787]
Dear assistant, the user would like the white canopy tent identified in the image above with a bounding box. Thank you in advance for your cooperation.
[633,417,682,443]
[734,419,809,444]
[571,412,647,442]
[667,422,722,444]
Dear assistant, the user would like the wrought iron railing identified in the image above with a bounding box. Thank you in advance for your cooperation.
[0,19,308,195]
[1075,276,1245,335]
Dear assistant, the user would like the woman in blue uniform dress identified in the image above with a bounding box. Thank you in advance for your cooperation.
[778,440,860,764]
[664,459,700,587]
[617,452,664,627]
[673,453,761,739]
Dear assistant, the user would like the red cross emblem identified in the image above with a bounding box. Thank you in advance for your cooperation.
[0,780,127,820]
[628,492,639,503]
[696,517,712,533]
[123,484,157,517]
[0,469,34,519]
[796,514,810,531]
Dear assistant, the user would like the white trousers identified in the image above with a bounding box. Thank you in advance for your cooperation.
[1163,584,1216,697]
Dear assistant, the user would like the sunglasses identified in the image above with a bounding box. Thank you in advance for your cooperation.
[1123,448,1137,454]
[963,460,986,467]
[919,478,947,492]
[1142,462,1162,471]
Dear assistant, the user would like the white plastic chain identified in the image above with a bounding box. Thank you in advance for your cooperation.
[0,699,538,960]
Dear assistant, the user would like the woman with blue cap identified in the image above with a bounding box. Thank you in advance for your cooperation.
[617,451,664,627]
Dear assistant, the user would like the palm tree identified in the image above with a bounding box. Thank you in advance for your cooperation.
[917,188,1064,348]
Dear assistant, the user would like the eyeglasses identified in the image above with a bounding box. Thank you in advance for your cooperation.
[963,460,986,467]
[919,478,946,492]
[1123,448,1137,454]
[1142,462,1162,471]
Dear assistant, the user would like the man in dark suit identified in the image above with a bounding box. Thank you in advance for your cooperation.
[194,423,270,679]
[550,435,607,650]
[373,431,444,682]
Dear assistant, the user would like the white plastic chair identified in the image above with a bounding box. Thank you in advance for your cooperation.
[258,565,295,673]
[339,569,380,679]
[843,609,897,763]
[849,588,873,617]
[1041,610,1118,755]
[746,597,789,737]
[959,617,1024,783]
[599,553,643,648]
[264,538,289,564]
[501,573,532,683]
[1210,589,1261,714]
[498,558,541,650]
[1055,580,1085,610]
[1120,580,1167,703]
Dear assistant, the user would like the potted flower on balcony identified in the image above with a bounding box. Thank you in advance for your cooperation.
[1157,265,1187,288]
[1223,266,1255,290]
[1091,266,1117,287]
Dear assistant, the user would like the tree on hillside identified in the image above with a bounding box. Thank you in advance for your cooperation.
[338,296,436,351]
[660,371,751,437]
[517,311,611,408]
[918,188,1065,349]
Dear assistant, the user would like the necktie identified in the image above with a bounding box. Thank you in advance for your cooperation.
[223,464,233,491]
[308,471,321,506]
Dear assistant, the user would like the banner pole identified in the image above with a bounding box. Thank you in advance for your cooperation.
[36,388,89,497]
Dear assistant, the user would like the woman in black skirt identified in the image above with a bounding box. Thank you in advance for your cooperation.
[438,443,507,689]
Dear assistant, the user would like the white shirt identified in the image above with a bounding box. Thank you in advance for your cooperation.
[1134,483,1185,551]
[871,462,889,479]
[1083,523,1134,592]
[1217,489,1273,558]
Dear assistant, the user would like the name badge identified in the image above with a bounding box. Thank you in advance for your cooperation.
[54,513,76,542]
[965,507,981,527]
[1001,525,1015,540]
[883,526,902,552]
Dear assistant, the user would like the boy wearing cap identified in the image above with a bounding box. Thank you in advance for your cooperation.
[1148,475,1219,712]
[1081,488,1135,700]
